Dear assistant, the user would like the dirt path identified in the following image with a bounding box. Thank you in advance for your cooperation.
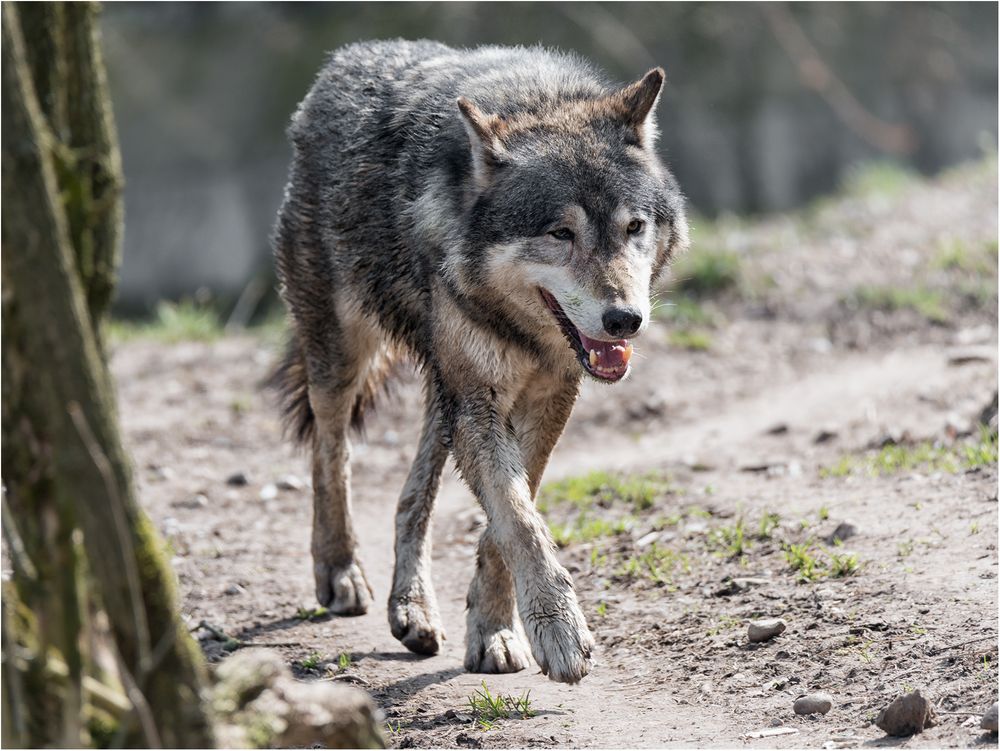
[114,161,998,748]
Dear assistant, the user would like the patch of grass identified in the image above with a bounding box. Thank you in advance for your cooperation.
[595,601,608,617]
[337,652,351,671]
[845,285,949,324]
[818,506,830,521]
[299,652,322,671]
[538,471,671,514]
[708,518,749,558]
[822,428,999,478]
[654,295,718,327]
[109,299,224,343]
[668,329,713,351]
[932,238,998,275]
[549,513,633,547]
[618,543,689,586]
[758,512,781,539]
[706,615,742,637]
[841,161,916,199]
[467,682,534,730]
[783,542,823,582]
[295,605,328,621]
[670,248,741,297]
[829,551,860,577]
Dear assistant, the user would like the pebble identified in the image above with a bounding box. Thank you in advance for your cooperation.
[875,690,937,736]
[748,618,787,643]
[172,493,208,509]
[260,483,279,501]
[635,531,661,548]
[982,701,998,733]
[223,583,246,596]
[793,692,833,715]
[276,474,304,491]
[225,471,249,486]
[825,521,858,545]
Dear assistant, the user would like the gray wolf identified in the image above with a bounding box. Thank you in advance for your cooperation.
[271,40,688,683]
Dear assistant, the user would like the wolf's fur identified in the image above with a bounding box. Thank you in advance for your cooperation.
[272,40,688,683]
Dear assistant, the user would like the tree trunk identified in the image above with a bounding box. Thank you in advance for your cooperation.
[1,3,213,747]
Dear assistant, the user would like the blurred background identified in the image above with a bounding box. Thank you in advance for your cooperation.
[99,1,999,315]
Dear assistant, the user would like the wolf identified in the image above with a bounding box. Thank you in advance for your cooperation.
[271,40,688,684]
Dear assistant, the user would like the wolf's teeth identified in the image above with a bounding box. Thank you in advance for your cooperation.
[589,349,598,367]
[622,343,634,364]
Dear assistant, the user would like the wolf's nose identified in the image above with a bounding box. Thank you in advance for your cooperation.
[602,307,643,338]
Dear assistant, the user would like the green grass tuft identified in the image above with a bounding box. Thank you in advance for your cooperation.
[668,329,713,351]
[467,682,534,730]
[110,300,223,343]
[821,427,997,478]
[670,249,741,297]
[845,285,949,324]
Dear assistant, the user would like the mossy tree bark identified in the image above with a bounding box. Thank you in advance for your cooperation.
[1,3,213,747]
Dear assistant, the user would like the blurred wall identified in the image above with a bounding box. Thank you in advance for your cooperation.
[101,2,999,311]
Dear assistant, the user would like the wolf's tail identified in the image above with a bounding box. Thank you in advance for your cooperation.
[268,329,397,444]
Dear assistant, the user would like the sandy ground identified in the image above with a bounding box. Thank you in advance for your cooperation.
[114,161,999,748]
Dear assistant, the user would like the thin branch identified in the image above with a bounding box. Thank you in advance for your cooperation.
[761,3,916,155]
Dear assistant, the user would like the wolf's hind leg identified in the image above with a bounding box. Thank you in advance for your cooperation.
[464,530,531,674]
[306,317,380,615]
[388,387,448,654]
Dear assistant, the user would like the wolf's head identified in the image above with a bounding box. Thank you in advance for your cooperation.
[454,68,688,383]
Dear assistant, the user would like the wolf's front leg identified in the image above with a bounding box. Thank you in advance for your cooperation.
[451,400,594,684]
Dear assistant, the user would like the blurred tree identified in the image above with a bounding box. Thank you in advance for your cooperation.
[1,2,213,746]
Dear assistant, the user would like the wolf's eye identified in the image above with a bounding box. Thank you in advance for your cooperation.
[549,228,575,242]
[626,219,644,235]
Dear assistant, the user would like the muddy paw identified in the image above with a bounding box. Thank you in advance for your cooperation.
[464,626,532,674]
[523,604,594,684]
[388,596,445,655]
[314,561,372,615]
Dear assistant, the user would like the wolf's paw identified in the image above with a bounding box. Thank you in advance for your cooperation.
[314,561,372,615]
[464,626,532,674]
[522,594,594,684]
[388,596,445,655]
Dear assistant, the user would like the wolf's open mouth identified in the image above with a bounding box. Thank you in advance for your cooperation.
[539,289,632,382]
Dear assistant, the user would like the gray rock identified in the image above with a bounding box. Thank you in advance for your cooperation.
[875,690,938,736]
[748,618,787,643]
[211,649,383,748]
[794,692,833,715]
[825,522,858,545]
[226,471,249,486]
[981,701,998,733]
[276,474,304,491]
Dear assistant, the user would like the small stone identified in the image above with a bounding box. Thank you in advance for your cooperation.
[875,690,937,736]
[981,701,998,733]
[825,522,858,545]
[173,493,208,509]
[276,474,304,491]
[794,692,833,715]
[635,531,660,548]
[226,471,249,486]
[260,483,278,501]
[748,618,787,643]
[224,583,246,596]
[813,429,838,444]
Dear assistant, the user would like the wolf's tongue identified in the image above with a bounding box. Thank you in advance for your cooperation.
[579,331,633,371]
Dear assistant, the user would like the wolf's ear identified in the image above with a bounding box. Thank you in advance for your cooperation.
[457,97,507,188]
[610,67,665,147]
